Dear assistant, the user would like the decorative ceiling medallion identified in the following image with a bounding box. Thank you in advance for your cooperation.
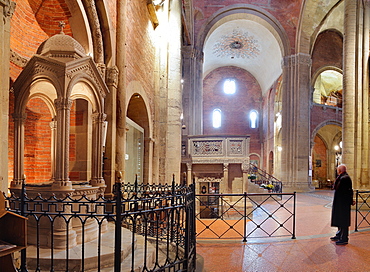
[213,29,260,59]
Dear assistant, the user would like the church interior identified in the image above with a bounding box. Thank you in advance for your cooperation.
[0,0,369,271]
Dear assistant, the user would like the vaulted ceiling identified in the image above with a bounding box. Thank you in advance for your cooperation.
[203,18,283,96]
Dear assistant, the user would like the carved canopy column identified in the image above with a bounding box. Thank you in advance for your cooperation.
[186,162,192,185]
[49,119,57,181]
[53,97,73,190]
[221,163,229,194]
[10,113,26,188]
[90,112,107,192]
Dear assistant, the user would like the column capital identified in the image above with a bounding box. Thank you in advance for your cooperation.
[92,112,107,122]
[106,66,119,88]
[54,97,73,110]
[283,53,311,68]
[12,112,26,122]
[1,0,16,19]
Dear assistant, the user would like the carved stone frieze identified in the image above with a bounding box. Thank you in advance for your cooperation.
[189,136,248,158]
[82,0,104,64]
[191,158,245,164]
[67,61,108,98]
[10,49,28,67]
[197,177,223,183]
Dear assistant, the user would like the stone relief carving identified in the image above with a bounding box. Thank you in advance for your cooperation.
[197,177,223,183]
[2,0,16,18]
[106,66,119,88]
[10,49,28,67]
[82,0,104,64]
[192,140,223,156]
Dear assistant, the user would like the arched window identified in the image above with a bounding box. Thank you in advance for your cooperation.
[313,70,342,107]
[212,109,222,128]
[223,79,236,94]
[249,110,258,128]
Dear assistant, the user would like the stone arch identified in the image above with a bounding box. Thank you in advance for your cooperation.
[196,4,290,57]
[126,82,152,184]
[311,120,342,183]
[249,153,261,167]
[297,0,343,54]
[69,79,102,113]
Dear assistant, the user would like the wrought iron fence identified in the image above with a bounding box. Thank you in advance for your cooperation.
[355,190,370,231]
[195,192,296,241]
[5,178,196,272]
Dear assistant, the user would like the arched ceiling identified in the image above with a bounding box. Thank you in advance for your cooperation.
[316,124,342,148]
[298,0,343,54]
[203,18,282,96]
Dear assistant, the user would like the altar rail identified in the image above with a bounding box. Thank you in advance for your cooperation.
[5,179,196,272]
[195,192,296,241]
[355,190,370,231]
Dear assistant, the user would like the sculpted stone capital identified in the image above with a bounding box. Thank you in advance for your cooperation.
[1,0,16,19]
[92,112,107,122]
[54,97,73,111]
[12,112,26,122]
[283,53,312,68]
[106,66,119,87]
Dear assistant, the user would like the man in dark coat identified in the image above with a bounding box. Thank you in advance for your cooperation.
[330,164,354,245]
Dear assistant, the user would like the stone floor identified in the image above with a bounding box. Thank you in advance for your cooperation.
[196,190,370,272]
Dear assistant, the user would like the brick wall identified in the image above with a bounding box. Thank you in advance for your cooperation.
[126,0,156,112]
[310,105,342,136]
[203,66,262,156]
[311,30,343,77]
[10,0,72,81]
[23,98,53,183]
[312,135,327,182]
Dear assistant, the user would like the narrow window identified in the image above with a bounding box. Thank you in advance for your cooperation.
[249,110,258,128]
[223,79,236,94]
[213,109,222,128]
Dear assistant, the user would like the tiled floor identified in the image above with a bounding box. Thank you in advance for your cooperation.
[196,190,370,272]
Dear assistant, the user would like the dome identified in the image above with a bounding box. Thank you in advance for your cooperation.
[37,32,86,60]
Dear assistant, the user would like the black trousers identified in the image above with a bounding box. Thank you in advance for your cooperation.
[336,227,349,241]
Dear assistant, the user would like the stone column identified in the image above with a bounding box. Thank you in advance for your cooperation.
[193,48,204,135]
[10,113,25,189]
[221,163,229,194]
[103,66,118,196]
[241,161,249,193]
[280,53,312,192]
[0,0,15,193]
[342,0,369,188]
[116,0,127,184]
[53,97,73,190]
[49,119,57,181]
[144,137,154,183]
[182,47,203,136]
[186,162,192,185]
[90,112,107,193]
[164,0,182,183]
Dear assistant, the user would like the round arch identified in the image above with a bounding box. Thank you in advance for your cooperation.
[196,4,290,56]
